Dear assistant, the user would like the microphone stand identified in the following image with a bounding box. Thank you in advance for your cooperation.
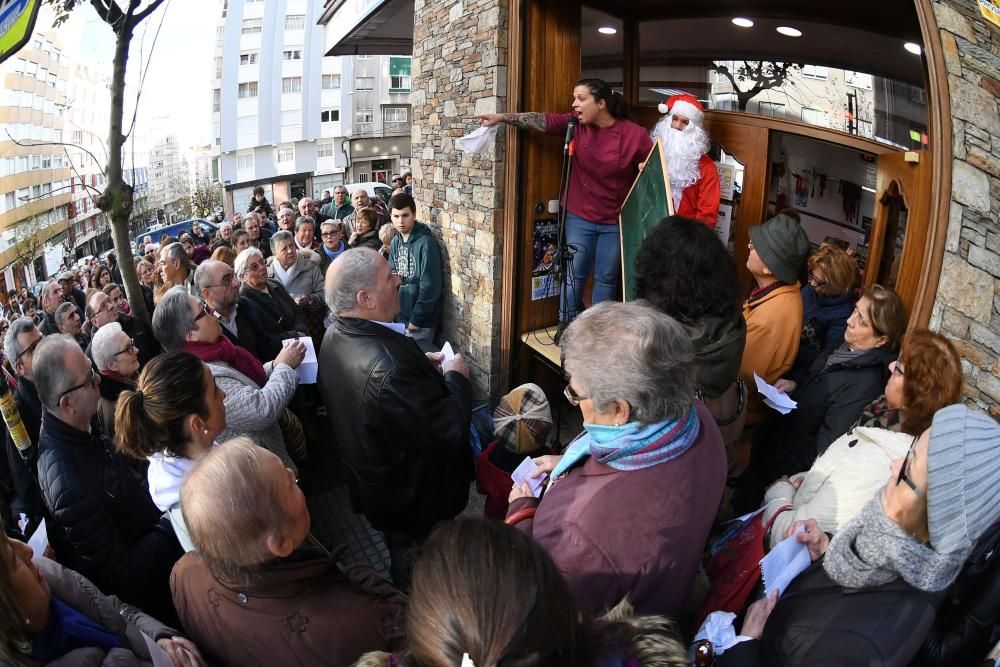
[552,123,576,345]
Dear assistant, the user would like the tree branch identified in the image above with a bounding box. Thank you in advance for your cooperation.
[133,0,167,25]
[6,133,107,177]
[88,0,127,27]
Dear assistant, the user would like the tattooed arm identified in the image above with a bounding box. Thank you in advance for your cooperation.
[477,112,548,133]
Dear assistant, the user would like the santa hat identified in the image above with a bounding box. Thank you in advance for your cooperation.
[658,94,705,127]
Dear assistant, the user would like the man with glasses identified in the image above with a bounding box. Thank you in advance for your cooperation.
[243,212,272,259]
[85,290,160,367]
[195,259,277,363]
[2,318,46,539]
[33,335,182,622]
[318,187,351,224]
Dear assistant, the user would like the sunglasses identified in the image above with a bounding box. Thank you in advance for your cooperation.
[896,436,925,498]
[58,367,97,403]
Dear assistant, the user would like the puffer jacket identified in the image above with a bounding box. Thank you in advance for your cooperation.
[792,286,854,375]
[36,411,182,624]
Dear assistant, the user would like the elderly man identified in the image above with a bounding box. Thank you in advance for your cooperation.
[277,206,296,232]
[217,221,234,244]
[57,270,87,312]
[244,212,272,259]
[37,279,64,335]
[159,241,196,294]
[231,212,243,228]
[85,289,160,366]
[33,335,182,622]
[318,187,350,224]
[318,248,473,587]
[342,188,386,235]
[195,258,278,363]
[55,301,88,349]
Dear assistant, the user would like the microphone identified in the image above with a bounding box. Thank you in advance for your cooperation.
[563,117,578,153]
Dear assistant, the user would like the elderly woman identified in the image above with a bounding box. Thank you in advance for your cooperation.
[719,405,1000,666]
[54,302,87,350]
[151,286,305,472]
[91,322,140,440]
[378,222,398,259]
[267,231,327,341]
[115,352,225,552]
[506,301,726,616]
[171,438,406,666]
[791,243,858,375]
[236,247,308,342]
[0,516,204,666]
[348,208,383,251]
[733,284,907,513]
[760,329,963,549]
[294,216,320,252]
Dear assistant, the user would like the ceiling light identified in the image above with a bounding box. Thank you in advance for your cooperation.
[776,26,802,37]
[731,17,754,28]
[598,26,617,35]
[904,42,922,55]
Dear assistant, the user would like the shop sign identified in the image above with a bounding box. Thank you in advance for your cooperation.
[980,0,1000,29]
[0,0,40,65]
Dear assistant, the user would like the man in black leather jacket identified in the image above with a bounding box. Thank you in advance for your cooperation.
[318,248,473,588]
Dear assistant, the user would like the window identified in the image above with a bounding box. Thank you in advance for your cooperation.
[383,107,408,123]
[216,26,225,46]
[757,101,784,118]
[388,56,411,92]
[321,109,340,122]
[41,155,51,169]
[284,14,305,30]
[31,155,41,170]
[215,57,223,78]
[389,74,410,91]
[356,55,373,60]
[237,153,254,169]
[213,89,221,112]
[4,192,15,210]
[240,52,258,65]
[845,71,873,90]
[283,49,301,60]
[322,74,341,89]
[357,172,371,182]
[276,146,294,162]
[801,65,828,79]
[47,73,56,87]
[241,18,262,34]
[238,81,259,98]
[355,76,374,91]
[72,130,83,143]
[801,107,829,127]
[281,76,302,93]
[317,142,334,157]
[355,108,374,124]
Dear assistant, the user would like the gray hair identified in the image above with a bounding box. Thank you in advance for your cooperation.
[152,287,198,352]
[162,241,189,265]
[220,222,233,233]
[321,219,343,235]
[294,216,315,233]
[269,230,294,253]
[54,302,77,327]
[33,335,83,410]
[325,248,383,314]
[234,247,264,279]
[560,301,694,423]
[194,259,225,294]
[91,321,126,371]
[4,317,38,370]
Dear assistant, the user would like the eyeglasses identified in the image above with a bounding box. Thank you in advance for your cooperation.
[206,273,237,289]
[896,436,925,498]
[113,338,136,358]
[321,231,341,237]
[58,367,98,403]
[563,382,588,406]
[15,336,41,362]
[890,361,904,377]
[807,271,828,288]
[194,303,211,322]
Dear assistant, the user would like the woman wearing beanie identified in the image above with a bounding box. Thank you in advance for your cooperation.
[738,213,811,428]
[716,404,1000,667]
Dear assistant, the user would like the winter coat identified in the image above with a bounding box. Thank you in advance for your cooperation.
[792,286,854,375]
[26,556,181,667]
[682,311,746,399]
[349,229,384,252]
[388,222,443,330]
[675,154,721,228]
[247,196,274,220]
[320,201,355,221]
[4,376,44,534]
[506,402,726,617]
[39,309,60,336]
[206,359,298,472]
[217,296,283,364]
[267,254,326,317]
[171,547,406,667]
[716,560,938,667]
[36,411,182,624]
[317,317,473,535]
[738,283,803,425]
[95,371,136,441]
[761,427,912,549]
[147,453,196,552]
[240,280,309,341]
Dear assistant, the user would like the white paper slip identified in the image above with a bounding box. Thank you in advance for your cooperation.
[759,527,811,596]
[283,336,317,384]
[754,373,798,414]
[142,633,175,667]
[27,519,48,556]
[511,456,547,498]
[440,341,456,362]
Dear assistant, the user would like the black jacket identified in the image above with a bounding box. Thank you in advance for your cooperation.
[217,296,282,364]
[119,312,160,367]
[39,309,59,336]
[718,561,938,667]
[317,317,473,535]
[4,377,44,535]
[36,410,182,623]
[240,281,308,344]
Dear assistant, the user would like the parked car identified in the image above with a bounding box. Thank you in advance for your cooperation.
[138,218,218,247]
[342,181,394,206]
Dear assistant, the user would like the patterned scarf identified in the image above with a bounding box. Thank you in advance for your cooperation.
[551,408,700,479]
[184,336,267,387]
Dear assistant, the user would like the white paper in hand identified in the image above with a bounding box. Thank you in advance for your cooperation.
[283,336,317,384]
[511,456,547,498]
[440,341,456,362]
[27,519,48,556]
[456,125,498,154]
[759,526,811,596]
[141,633,174,667]
[754,373,798,414]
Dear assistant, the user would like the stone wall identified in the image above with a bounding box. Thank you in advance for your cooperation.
[409,0,507,399]
[929,0,1000,418]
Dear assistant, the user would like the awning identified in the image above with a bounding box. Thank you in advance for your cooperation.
[318,0,414,57]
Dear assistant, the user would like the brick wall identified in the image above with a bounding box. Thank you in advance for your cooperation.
[928,1,1000,418]
[409,0,508,398]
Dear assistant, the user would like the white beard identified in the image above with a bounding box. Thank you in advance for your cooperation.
[651,116,710,206]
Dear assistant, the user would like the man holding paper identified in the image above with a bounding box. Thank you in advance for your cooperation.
[318,248,474,588]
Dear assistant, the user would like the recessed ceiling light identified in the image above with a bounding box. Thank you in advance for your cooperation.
[776,26,802,37]
[904,42,922,55]
[732,17,754,28]
[598,26,617,35]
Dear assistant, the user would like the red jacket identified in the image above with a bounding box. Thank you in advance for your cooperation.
[676,154,721,228]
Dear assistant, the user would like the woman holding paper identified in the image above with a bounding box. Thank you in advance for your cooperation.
[476,78,652,323]
[151,287,304,473]
[505,301,725,617]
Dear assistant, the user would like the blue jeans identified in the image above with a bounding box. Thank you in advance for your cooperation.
[561,212,621,321]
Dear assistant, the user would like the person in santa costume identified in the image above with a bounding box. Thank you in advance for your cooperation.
[650,94,721,228]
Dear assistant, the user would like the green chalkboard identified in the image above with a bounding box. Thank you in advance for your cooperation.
[620,138,674,301]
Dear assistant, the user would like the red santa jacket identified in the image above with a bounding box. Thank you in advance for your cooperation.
[676,154,721,228]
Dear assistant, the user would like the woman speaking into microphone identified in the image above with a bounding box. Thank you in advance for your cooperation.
[477,78,652,323]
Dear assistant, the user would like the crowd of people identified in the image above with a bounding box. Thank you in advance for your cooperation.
[0,82,997,667]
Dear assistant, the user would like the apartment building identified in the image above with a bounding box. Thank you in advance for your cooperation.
[149,135,190,223]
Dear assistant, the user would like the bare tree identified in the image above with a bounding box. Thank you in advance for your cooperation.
[190,178,222,218]
[711,61,802,112]
[10,216,49,281]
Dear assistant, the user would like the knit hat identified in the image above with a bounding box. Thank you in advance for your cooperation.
[657,94,705,127]
[493,383,552,455]
[926,404,1000,555]
[748,214,810,284]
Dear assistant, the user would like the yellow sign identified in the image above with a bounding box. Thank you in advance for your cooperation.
[0,0,41,65]
[981,0,1000,29]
